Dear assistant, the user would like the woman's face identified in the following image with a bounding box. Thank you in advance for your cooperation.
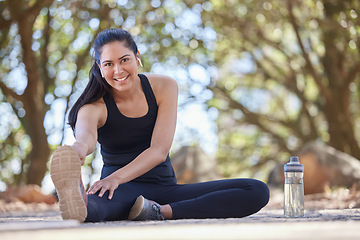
[98,41,140,92]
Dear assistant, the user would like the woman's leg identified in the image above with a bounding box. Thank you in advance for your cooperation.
[85,186,134,222]
[156,179,270,219]
[50,147,139,222]
[52,147,269,221]
[85,180,155,222]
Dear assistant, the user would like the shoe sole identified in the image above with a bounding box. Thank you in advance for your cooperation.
[128,195,145,220]
[50,146,87,223]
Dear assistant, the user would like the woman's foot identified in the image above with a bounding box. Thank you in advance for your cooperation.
[128,195,165,221]
[50,146,87,223]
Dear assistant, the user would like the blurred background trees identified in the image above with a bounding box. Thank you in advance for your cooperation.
[0,0,359,189]
[0,0,215,188]
[200,0,360,179]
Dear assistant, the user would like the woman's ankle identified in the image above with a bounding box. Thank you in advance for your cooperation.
[161,204,173,219]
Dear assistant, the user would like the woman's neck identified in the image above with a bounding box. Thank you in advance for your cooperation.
[111,75,142,103]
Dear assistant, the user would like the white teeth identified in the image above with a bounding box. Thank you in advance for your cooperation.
[115,76,127,82]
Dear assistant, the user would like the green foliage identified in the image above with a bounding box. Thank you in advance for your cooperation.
[1,0,359,186]
[199,0,360,178]
[0,0,215,186]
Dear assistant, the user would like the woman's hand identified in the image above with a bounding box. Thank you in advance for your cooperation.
[87,174,120,200]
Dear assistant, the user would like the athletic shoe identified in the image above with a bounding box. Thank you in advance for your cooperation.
[128,195,165,221]
[50,145,87,223]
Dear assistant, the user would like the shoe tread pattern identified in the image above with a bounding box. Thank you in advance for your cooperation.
[50,146,87,223]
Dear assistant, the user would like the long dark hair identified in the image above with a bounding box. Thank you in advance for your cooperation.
[68,28,138,130]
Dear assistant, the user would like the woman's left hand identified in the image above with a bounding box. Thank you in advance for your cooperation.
[87,174,120,200]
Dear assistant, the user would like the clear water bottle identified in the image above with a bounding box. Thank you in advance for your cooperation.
[284,156,304,217]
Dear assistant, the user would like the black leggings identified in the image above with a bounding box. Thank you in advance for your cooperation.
[85,178,269,222]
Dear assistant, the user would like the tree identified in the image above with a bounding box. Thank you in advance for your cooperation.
[0,0,214,186]
[0,0,114,185]
[197,0,360,177]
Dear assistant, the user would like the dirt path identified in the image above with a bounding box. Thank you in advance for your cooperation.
[1,187,360,239]
[0,208,359,240]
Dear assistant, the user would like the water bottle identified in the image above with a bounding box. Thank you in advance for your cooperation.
[284,156,304,217]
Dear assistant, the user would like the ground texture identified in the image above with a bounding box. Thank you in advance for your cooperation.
[0,187,359,240]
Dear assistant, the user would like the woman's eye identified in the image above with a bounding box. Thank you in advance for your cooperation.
[104,63,112,67]
[121,58,129,63]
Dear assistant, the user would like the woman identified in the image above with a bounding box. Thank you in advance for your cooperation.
[50,28,269,223]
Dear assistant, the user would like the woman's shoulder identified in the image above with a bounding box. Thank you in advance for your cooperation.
[143,73,178,92]
[81,98,105,109]
[143,73,178,104]
[78,98,107,127]
[78,98,106,117]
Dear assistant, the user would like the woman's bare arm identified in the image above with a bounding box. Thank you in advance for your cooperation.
[71,101,106,165]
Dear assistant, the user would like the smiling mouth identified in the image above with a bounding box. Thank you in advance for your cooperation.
[114,75,129,82]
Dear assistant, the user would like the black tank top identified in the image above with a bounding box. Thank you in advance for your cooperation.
[97,74,176,184]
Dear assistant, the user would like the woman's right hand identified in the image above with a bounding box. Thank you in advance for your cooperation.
[71,142,89,165]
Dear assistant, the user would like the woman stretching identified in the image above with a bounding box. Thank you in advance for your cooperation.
[50,28,269,222]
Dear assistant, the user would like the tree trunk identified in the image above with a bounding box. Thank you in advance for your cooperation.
[15,0,52,185]
[324,89,360,160]
[321,1,360,160]
[24,103,51,185]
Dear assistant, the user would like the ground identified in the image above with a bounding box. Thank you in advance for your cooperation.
[0,187,359,239]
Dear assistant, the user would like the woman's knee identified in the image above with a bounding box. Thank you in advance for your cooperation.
[252,179,270,208]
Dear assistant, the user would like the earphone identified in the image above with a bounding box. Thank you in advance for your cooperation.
[137,57,143,68]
